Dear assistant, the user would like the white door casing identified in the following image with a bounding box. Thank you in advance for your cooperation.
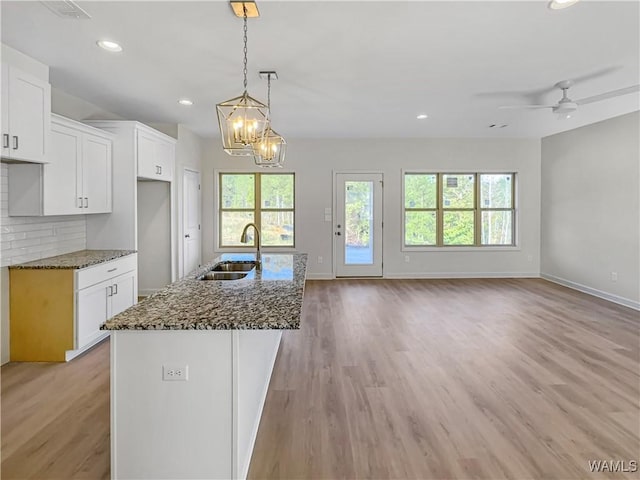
[334,172,383,277]
[183,169,201,277]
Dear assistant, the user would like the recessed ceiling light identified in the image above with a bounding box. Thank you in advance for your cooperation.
[178,99,194,106]
[548,0,579,10]
[416,114,428,120]
[97,40,123,53]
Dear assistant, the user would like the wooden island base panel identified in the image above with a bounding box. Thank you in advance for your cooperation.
[2,278,639,480]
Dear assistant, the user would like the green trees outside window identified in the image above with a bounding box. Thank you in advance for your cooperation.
[404,172,515,247]
[219,173,295,248]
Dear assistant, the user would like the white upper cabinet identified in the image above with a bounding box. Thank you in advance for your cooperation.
[82,132,112,213]
[1,62,51,163]
[137,129,174,182]
[8,114,113,216]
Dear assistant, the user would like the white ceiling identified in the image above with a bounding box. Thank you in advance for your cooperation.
[1,1,639,139]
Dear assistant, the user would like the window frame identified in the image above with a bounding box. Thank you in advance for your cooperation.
[218,171,296,250]
[402,170,517,250]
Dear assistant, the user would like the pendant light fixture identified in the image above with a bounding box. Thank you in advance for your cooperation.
[216,1,269,156]
[254,71,286,168]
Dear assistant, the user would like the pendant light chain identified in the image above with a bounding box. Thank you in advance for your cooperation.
[267,74,271,111]
[242,6,248,92]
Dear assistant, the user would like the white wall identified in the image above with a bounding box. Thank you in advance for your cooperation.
[203,138,541,278]
[137,180,172,296]
[541,112,640,309]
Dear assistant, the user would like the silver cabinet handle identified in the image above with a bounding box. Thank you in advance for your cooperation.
[113,283,118,295]
[107,267,117,272]
[12,136,18,150]
[2,134,8,148]
[185,234,190,238]
[78,197,83,208]
[107,285,113,297]
[84,197,88,208]
[159,166,162,175]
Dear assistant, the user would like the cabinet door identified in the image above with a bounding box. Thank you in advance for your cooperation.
[6,65,51,163]
[156,140,174,181]
[76,279,110,350]
[137,130,158,179]
[43,122,83,215]
[1,64,9,158]
[109,270,137,317]
[83,133,112,214]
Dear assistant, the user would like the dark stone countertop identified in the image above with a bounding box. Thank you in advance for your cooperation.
[102,253,308,331]
[9,249,137,270]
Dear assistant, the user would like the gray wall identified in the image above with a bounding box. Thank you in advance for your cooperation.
[203,137,542,279]
[541,112,639,308]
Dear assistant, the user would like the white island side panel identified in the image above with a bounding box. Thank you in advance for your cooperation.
[111,330,233,480]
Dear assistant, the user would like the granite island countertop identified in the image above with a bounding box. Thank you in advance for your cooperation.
[102,253,308,331]
[9,249,137,269]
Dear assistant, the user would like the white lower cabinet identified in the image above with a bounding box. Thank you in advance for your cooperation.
[9,254,137,362]
[76,256,137,352]
[76,270,136,350]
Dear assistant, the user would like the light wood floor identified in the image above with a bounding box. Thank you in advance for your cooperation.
[2,279,639,480]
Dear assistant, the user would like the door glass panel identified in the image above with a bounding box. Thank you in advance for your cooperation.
[344,181,373,265]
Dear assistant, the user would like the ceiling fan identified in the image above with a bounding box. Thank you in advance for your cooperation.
[499,80,640,117]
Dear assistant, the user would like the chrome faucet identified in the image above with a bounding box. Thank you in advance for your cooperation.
[240,223,262,270]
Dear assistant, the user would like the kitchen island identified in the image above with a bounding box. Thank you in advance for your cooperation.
[104,253,307,480]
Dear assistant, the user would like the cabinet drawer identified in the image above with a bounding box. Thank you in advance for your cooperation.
[76,254,137,290]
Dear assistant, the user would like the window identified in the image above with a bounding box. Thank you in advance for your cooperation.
[219,173,294,248]
[403,172,515,247]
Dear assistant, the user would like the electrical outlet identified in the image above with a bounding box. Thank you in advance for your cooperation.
[317,256,323,264]
[404,255,410,263]
[163,364,189,381]
[611,272,618,282]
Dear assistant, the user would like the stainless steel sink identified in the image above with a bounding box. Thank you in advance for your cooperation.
[199,271,249,281]
[210,261,257,272]
[198,261,257,281]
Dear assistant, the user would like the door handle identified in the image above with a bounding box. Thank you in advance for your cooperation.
[12,136,18,150]
[335,231,341,236]
[2,134,8,148]
[107,285,113,297]
[78,197,83,208]
[185,234,190,238]
[113,283,118,295]
[159,166,162,175]
[84,197,88,208]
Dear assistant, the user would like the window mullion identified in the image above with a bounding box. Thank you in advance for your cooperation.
[437,173,443,246]
[255,173,261,246]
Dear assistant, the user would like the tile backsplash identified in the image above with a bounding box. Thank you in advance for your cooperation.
[0,163,86,267]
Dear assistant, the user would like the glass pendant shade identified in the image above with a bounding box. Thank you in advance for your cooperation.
[254,126,286,167]
[216,91,269,156]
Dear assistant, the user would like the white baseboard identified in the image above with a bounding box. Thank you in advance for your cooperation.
[383,271,540,279]
[65,331,110,361]
[306,272,539,280]
[305,273,334,280]
[541,273,640,311]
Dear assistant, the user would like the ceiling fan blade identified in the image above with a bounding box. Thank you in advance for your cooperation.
[570,66,622,85]
[576,85,640,105]
[498,105,554,110]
